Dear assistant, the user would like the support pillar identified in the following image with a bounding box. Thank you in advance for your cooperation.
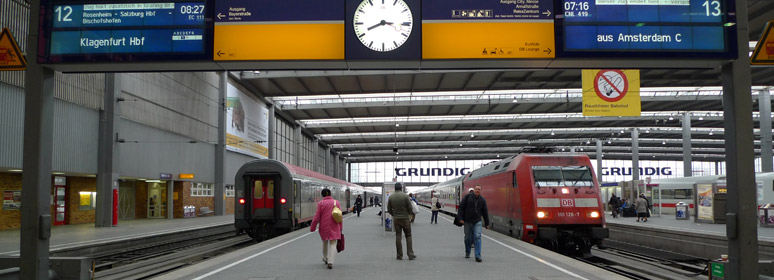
[21,0,54,275]
[294,125,301,166]
[760,89,773,172]
[167,180,174,219]
[631,128,639,181]
[97,74,120,227]
[214,72,226,215]
[721,0,758,277]
[683,113,693,177]
[268,104,275,160]
[596,139,603,183]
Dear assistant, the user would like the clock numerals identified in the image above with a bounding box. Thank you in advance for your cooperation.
[353,0,413,52]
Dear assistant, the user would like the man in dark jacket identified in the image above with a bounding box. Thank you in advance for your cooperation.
[388,183,416,260]
[355,195,363,217]
[458,185,489,263]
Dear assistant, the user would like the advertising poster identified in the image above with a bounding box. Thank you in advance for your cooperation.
[3,190,21,210]
[226,83,269,158]
[696,184,713,221]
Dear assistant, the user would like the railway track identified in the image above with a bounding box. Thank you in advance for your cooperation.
[579,241,710,280]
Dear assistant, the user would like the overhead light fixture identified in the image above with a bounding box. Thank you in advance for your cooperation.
[470,134,475,138]
[662,140,666,145]
[497,154,500,157]
[146,180,162,183]
[699,115,704,120]
[445,155,448,159]
[669,115,674,121]
[347,152,351,156]
[8,169,22,172]
[512,96,518,103]
[550,131,555,136]
[646,129,650,133]
[620,129,624,133]
[395,123,400,127]
[580,148,583,151]
[459,143,463,147]
[586,140,590,144]
[709,130,714,135]
[607,140,611,144]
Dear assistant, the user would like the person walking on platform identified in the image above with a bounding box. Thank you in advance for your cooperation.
[635,194,649,222]
[409,193,417,223]
[388,182,416,260]
[608,193,620,218]
[430,194,440,224]
[458,185,490,263]
[369,196,374,207]
[355,195,363,217]
[310,188,343,269]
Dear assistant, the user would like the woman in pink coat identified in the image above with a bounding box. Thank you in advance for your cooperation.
[310,188,343,269]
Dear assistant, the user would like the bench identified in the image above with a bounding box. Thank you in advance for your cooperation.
[199,206,214,216]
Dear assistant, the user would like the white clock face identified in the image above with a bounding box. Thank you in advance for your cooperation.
[353,0,413,52]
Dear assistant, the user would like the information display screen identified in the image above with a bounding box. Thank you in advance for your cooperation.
[40,0,212,63]
[557,0,737,58]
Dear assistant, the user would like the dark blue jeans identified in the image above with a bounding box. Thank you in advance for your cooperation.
[464,221,482,258]
[431,210,438,223]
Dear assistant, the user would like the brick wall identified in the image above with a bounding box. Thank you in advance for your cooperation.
[66,177,97,225]
[181,182,214,216]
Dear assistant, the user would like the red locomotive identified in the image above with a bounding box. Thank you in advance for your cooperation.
[417,154,608,255]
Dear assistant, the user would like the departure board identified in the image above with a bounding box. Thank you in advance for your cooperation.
[40,0,212,63]
[558,0,737,58]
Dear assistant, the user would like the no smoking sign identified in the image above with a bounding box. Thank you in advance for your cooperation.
[582,69,641,117]
[594,70,628,102]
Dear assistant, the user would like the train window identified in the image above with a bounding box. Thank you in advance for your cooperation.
[661,190,675,199]
[494,165,500,170]
[562,167,593,187]
[503,162,510,168]
[512,172,518,188]
[267,180,274,199]
[254,180,263,199]
[674,189,690,199]
[533,167,563,187]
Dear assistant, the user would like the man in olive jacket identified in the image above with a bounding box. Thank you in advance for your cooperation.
[388,183,416,260]
[458,185,490,263]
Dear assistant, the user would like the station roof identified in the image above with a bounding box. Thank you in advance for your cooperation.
[235,1,774,163]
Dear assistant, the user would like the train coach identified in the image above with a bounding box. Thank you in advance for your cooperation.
[417,153,609,256]
[234,159,376,241]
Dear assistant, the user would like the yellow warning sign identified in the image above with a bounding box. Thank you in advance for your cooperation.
[751,20,774,66]
[0,28,26,71]
[582,69,641,117]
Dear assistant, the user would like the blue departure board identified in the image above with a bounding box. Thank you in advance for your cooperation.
[558,0,737,58]
[40,0,212,63]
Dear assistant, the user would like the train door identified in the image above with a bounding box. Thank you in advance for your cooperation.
[252,177,275,216]
[345,189,351,212]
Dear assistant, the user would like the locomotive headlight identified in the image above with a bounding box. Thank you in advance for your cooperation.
[590,211,600,218]
[239,198,245,204]
[537,211,547,218]
[561,188,569,194]
[280,197,287,204]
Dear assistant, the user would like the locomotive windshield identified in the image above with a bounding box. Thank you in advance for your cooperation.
[532,166,594,187]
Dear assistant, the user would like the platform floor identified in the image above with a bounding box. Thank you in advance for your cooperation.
[0,215,234,256]
[604,211,774,242]
[157,207,625,280]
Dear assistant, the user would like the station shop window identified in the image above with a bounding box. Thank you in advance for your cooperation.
[79,191,97,210]
[191,183,214,197]
[225,185,235,197]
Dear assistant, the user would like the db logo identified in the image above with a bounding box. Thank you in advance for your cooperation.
[561,199,574,207]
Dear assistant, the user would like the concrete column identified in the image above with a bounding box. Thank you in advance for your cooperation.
[314,139,319,173]
[596,139,603,183]
[167,181,174,219]
[721,0,758,276]
[268,105,275,160]
[21,1,54,274]
[348,162,352,182]
[683,113,693,177]
[760,89,773,172]
[214,72,226,215]
[294,125,301,166]
[97,74,121,227]
[325,147,331,176]
[631,128,639,181]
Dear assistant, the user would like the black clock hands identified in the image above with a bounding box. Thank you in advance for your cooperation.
[367,19,395,31]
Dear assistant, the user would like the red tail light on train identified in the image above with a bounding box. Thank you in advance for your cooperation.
[239,198,245,204]
[280,198,287,204]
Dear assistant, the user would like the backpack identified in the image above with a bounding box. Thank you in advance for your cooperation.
[332,201,343,223]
